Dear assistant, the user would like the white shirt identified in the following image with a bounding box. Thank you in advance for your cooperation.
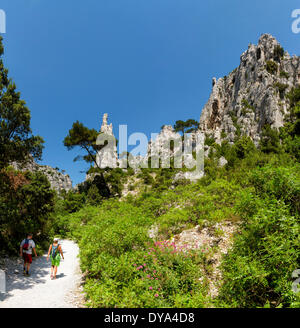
[20,239,36,254]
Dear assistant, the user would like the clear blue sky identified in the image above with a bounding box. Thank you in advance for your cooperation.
[1,0,300,185]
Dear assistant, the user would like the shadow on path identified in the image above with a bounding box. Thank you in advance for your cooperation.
[0,255,51,302]
[0,240,82,308]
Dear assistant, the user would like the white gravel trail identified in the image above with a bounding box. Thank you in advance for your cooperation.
[0,240,84,308]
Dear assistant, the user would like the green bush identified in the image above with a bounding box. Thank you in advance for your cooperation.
[274,82,288,99]
[273,45,284,62]
[266,60,278,75]
[280,71,289,79]
[220,203,299,307]
[219,165,300,307]
[58,201,210,307]
[260,125,281,154]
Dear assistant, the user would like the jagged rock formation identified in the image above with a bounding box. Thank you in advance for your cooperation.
[91,116,204,182]
[145,125,204,181]
[199,34,300,145]
[146,125,182,166]
[12,159,73,193]
[95,113,118,169]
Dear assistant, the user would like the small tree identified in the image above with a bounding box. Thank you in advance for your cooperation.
[64,121,111,197]
[174,119,199,134]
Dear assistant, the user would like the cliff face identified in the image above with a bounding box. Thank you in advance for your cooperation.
[12,159,73,193]
[199,34,300,145]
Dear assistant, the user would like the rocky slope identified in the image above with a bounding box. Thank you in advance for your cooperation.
[199,34,300,145]
[12,159,73,193]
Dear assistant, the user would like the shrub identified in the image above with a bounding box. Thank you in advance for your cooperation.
[274,82,288,99]
[273,45,284,62]
[260,124,281,154]
[241,99,256,113]
[219,165,300,307]
[266,60,278,75]
[220,203,299,307]
[280,71,289,79]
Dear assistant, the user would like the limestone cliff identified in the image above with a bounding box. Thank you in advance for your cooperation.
[12,159,73,193]
[199,34,300,145]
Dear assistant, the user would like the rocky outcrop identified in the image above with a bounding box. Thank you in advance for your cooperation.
[95,113,118,169]
[93,116,204,181]
[199,34,300,145]
[170,222,237,298]
[12,159,73,193]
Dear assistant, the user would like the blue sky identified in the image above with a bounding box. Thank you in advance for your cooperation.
[1,0,300,185]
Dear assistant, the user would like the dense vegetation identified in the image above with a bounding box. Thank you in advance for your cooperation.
[53,130,300,307]
[0,168,55,254]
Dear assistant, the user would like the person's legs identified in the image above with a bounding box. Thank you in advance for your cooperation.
[24,254,32,275]
[23,254,28,274]
[53,266,58,278]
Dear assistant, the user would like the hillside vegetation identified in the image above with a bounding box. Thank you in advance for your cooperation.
[53,126,300,307]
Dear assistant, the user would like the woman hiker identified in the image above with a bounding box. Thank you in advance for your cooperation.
[47,238,64,279]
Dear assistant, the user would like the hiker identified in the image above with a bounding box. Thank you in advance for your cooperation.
[47,238,64,279]
[20,233,38,276]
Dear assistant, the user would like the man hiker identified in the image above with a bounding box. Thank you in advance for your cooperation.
[20,233,38,276]
[47,238,64,280]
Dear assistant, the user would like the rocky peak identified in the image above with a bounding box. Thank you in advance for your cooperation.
[199,34,300,145]
[100,113,113,135]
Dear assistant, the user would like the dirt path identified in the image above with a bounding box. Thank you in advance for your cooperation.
[0,240,85,308]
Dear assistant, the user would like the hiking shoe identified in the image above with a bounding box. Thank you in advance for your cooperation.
[25,272,30,277]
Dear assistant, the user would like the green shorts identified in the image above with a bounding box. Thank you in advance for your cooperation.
[50,254,61,267]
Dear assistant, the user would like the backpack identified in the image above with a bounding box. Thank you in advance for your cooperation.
[22,239,30,252]
[51,244,60,258]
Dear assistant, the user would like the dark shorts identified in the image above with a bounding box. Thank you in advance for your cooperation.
[23,253,32,264]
